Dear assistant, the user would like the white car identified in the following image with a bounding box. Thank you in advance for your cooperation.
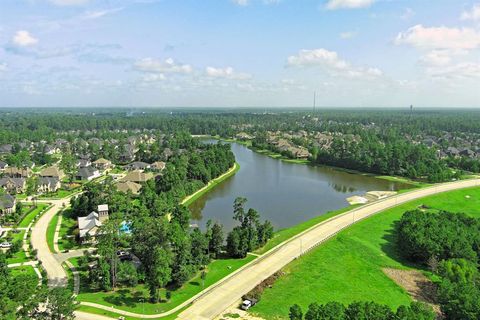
[241,299,253,310]
[0,242,12,248]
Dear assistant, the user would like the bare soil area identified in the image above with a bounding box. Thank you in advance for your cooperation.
[383,268,442,317]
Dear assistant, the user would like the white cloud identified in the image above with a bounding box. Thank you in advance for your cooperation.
[287,48,383,79]
[427,62,480,79]
[461,4,480,21]
[205,66,251,80]
[12,30,38,47]
[395,25,480,50]
[340,31,356,39]
[420,50,453,66]
[48,0,90,6]
[288,48,348,69]
[82,8,124,20]
[326,0,375,10]
[142,74,166,82]
[0,63,7,72]
[232,0,248,6]
[134,58,193,74]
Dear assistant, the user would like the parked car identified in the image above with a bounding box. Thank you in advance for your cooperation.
[0,242,12,248]
[240,298,257,310]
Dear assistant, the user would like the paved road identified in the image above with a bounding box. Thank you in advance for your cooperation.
[74,311,115,320]
[177,178,480,320]
[30,198,72,287]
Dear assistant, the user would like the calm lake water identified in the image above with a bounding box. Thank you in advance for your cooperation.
[189,142,411,231]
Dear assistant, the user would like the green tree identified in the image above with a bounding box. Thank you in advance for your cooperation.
[289,304,303,320]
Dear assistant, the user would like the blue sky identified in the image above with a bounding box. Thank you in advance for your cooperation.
[1,0,480,108]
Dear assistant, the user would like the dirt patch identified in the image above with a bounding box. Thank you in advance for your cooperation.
[383,268,442,317]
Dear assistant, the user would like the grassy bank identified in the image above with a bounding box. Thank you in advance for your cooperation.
[58,209,84,252]
[46,211,59,253]
[76,305,186,320]
[182,162,240,207]
[251,186,480,319]
[18,203,49,228]
[255,205,359,255]
[77,255,255,315]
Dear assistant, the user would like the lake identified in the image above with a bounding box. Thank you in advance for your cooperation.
[189,142,411,231]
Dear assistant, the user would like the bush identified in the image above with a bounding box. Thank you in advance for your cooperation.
[396,210,480,264]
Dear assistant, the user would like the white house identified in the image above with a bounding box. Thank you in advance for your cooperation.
[78,204,109,240]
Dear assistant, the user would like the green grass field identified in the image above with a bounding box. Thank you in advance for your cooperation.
[38,188,80,200]
[77,255,256,315]
[46,211,59,253]
[251,186,480,319]
[77,305,186,320]
[58,209,81,251]
[18,203,49,228]
[10,265,37,278]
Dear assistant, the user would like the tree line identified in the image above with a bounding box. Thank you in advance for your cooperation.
[396,209,480,319]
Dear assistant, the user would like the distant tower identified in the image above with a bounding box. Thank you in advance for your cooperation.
[410,105,413,113]
[313,91,316,113]
[97,204,109,223]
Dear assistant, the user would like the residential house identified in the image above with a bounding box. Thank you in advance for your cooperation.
[119,144,136,163]
[92,158,112,171]
[0,144,13,155]
[121,170,154,183]
[77,204,109,240]
[0,161,8,171]
[4,167,32,178]
[460,148,476,158]
[37,177,61,193]
[43,145,59,155]
[446,147,460,157]
[75,167,101,181]
[124,161,150,171]
[40,166,65,180]
[77,159,91,168]
[115,181,142,195]
[0,194,16,215]
[151,161,166,171]
[0,177,26,194]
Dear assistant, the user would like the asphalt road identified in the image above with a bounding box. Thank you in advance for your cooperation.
[177,178,480,320]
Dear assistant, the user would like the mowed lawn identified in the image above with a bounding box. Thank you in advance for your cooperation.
[77,255,256,314]
[252,186,480,319]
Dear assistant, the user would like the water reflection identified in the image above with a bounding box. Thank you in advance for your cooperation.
[190,142,411,231]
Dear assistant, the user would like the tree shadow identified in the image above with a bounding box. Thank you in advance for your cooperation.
[381,220,429,270]
[104,289,138,308]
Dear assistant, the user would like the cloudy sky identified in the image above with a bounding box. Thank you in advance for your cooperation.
[1,0,480,108]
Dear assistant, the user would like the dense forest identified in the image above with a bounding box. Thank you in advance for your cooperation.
[1,108,480,182]
[396,210,480,319]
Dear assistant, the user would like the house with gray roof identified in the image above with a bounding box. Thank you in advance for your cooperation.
[37,177,61,193]
[0,194,16,215]
[0,177,26,194]
[75,166,100,181]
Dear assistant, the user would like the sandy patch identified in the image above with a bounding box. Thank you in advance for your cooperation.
[383,268,442,317]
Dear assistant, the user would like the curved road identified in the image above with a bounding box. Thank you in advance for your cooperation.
[30,198,72,287]
[177,178,480,320]
[30,179,480,319]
